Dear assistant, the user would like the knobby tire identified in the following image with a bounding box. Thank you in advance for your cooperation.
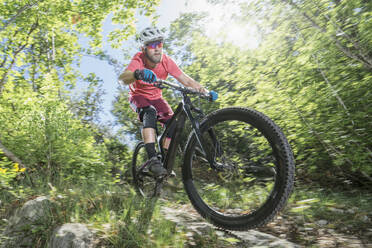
[182,107,295,230]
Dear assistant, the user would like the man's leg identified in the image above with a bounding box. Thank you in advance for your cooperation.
[142,127,157,158]
[141,106,158,159]
[151,98,174,150]
[162,119,176,150]
[162,137,171,150]
[140,105,167,177]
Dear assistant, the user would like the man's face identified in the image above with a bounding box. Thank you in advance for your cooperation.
[143,40,163,64]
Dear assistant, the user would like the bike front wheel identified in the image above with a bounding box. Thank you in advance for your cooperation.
[183,107,295,230]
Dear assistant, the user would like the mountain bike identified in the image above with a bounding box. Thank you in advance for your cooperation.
[131,79,295,230]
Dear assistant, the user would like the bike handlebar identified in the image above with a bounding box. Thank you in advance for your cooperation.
[155,80,218,102]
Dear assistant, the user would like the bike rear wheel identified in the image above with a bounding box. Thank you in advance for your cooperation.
[132,141,158,198]
[183,107,295,230]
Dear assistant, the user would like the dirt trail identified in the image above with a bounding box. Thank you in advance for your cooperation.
[160,203,301,247]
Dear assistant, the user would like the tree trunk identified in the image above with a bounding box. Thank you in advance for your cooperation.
[0,139,26,169]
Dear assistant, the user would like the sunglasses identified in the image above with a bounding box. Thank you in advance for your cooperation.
[146,41,163,49]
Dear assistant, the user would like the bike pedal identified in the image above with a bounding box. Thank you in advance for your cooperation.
[169,170,176,177]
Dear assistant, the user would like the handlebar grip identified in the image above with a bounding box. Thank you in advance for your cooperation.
[209,91,218,101]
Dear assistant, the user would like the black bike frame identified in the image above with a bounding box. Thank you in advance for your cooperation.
[157,92,219,173]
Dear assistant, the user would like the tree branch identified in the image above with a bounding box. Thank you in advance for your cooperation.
[314,55,355,126]
[282,0,372,70]
[0,55,8,69]
[0,21,39,94]
[0,59,16,94]
[310,1,372,68]
[0,1,39,31]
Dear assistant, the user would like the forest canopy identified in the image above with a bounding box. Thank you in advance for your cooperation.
[1,0,371,195]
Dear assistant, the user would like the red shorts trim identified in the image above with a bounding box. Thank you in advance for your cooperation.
[129,95,173,124]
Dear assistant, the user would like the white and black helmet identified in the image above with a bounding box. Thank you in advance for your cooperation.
[138,27,164,45]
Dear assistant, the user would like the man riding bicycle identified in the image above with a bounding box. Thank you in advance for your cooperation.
[118,26,207,178]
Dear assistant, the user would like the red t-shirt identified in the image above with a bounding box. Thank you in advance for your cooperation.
[126,52,183,100]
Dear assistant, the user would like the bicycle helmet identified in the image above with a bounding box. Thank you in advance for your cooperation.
[138,27,164,45]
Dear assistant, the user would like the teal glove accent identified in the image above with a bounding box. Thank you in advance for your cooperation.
[209,91,218,101]
[134,69,157,83]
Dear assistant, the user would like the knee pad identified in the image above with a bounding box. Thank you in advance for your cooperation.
[141,106,157,129]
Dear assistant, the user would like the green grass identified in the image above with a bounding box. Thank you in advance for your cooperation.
[1,171,371,247]
[0,174,195,247]
[274,185,372,245]
[287,185,372,229]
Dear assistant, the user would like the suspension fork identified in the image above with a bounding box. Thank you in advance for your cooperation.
[207,127,223,157]
[183,103,218,169]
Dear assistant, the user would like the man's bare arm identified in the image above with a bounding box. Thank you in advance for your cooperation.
[176,72,207,93]
[118,70,136,85]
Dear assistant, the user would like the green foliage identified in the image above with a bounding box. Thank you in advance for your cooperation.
[0,0,369,244]
[0,0,160,182]
[112,88,142,140]
[0,0,161,221]
[287,186,372,236]
[69,73,105,124]
[1,182,189,247]
[0,152,25,193]
[0,73,104,182]
[141,0,372,186]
